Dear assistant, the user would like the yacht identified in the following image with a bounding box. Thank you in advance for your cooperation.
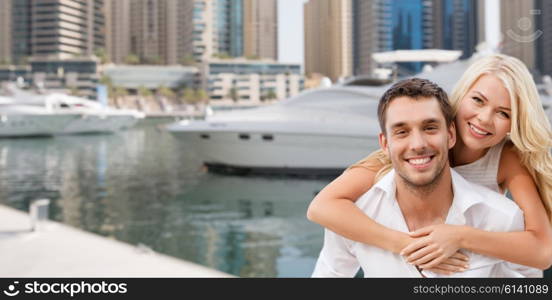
[0,96,79,137]
[44,93,145,134]
[166,57,552,176]
[4,85,144,134]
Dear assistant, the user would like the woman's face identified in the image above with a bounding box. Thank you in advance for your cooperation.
[455,74,512,151]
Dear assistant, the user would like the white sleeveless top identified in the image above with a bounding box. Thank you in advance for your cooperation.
[453,140,507,194]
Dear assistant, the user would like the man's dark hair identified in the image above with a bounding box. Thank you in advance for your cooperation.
[377,78,453,134]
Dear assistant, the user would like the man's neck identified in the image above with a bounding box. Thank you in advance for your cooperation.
[395,168,454,231]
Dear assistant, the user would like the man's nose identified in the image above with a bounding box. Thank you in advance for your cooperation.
[409,130,428,152]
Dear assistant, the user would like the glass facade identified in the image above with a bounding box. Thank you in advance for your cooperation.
[214,0,243,57]
[391,0,426,73]
[439,0,477,59]
[11,0,32,65]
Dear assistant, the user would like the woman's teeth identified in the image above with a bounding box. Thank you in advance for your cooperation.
[469,123,490,135]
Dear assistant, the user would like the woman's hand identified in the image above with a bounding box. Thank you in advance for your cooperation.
[424,252,470,275]
[400,224,468,269]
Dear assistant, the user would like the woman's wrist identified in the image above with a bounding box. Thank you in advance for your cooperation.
[392,231,413,254]
[456,225,470,249]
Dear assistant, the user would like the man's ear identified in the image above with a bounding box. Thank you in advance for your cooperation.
[448,122,456,150]
[379,132,388,152]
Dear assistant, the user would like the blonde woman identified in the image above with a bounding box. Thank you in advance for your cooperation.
[307,54,552,274]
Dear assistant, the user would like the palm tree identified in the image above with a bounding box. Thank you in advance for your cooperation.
[113,86,128,108]
[195,89,208,104]
[94,48,109,64]
[157,85,176,112]
[266,89,277,101]
[137,85,152,111]
[182,88,196,105]
[124,54,140,65]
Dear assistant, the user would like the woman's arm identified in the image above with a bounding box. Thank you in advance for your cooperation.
[307,162,412,253]
[460,145,552,269]
[404,145,552,269]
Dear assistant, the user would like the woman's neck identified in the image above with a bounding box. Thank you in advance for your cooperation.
[451,138,489,167]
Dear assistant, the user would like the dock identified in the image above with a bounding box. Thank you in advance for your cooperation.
[0,205,232,277]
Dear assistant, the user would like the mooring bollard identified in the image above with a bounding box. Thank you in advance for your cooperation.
[30,199,50,232]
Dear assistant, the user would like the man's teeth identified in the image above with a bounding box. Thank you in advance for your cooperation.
[409,157,431,165]
[470,123,490,135]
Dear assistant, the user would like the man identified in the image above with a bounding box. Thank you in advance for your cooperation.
[311,78,541,277]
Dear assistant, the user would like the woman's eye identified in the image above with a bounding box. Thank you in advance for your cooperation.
[472,97,483,104]
[499,111,510,119]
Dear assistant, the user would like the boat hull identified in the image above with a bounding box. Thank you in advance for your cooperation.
[62,114,139,134]
[169,130,379,176]
[0,114,78,137]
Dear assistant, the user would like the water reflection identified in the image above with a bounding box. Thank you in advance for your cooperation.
[0,126,329,277]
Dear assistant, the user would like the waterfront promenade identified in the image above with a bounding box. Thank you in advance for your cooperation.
[0,205,232,277]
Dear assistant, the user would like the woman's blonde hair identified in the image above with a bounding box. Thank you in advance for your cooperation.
[349,54,552,222]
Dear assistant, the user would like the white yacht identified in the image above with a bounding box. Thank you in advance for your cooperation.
[44,93,145,134]
[5,85,144,134]
[0,96,79,137]
[166,57,552,176]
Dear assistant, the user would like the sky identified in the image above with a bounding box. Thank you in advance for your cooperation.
[278,0,306,65]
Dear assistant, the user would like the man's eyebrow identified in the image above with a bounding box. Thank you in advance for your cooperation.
[389,122,406,129]
[422,118,441,124]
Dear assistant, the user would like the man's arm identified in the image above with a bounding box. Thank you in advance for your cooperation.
[311,229,360,277]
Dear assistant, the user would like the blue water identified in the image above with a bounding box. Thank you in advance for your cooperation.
[0,122,328,277]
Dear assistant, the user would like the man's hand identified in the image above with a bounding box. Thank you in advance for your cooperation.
[400,224,469,270]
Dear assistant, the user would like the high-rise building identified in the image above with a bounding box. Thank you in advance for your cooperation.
[432,0,479,59]
[104,0,131,64]
[352,0,392,76]
[390,0,435,72]
[11,0,32,65]
[106,0,193,65]
[193,0,214,62]
[213,0,243,57]
[535,0,552,76]
[6,0,105,64]
[500,0,536,69]
[33,0,105,58]
[243,0,278,60]
[0,0,12,64]
[304,0,353,82]
[128,0,194,65]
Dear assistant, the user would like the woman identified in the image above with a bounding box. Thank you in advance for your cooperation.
[307,54,552,274]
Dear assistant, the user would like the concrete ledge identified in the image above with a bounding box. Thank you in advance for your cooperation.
[0,205,233,278]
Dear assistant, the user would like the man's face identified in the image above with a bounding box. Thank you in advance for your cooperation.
[379,96,456,188]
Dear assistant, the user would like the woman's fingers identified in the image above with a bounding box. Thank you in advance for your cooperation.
[442,257,470,268]
[450,251,469,262]
[418,254,447,269]
[406,243,436,262]
[401,238,430,256]
[409,226,434,237]
[411,248,442,266]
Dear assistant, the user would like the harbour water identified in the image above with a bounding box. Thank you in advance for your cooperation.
[0,121,334,277]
